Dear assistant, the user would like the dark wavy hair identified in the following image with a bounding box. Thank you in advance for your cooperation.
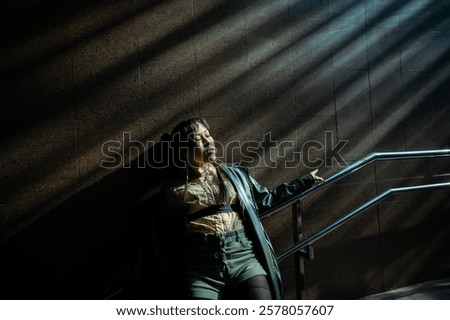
[160,118,210,170]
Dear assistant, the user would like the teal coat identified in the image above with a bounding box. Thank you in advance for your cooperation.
[219,164,315,299]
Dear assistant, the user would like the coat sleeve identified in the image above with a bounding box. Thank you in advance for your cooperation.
[247,171,315,216]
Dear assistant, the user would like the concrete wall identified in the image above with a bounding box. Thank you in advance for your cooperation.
[0,0,449,299]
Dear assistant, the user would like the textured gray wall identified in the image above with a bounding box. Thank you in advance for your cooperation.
[0,0,449,299]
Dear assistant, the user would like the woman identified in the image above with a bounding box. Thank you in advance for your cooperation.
[159,118,323,300]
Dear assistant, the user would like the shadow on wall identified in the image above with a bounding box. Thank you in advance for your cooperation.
[0,144,171,299]
[280,170,450,300]
[306,193,450,300]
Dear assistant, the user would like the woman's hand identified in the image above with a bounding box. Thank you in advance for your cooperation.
[310,169,325,183]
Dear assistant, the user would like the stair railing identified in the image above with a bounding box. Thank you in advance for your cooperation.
[264,149,450,299]
[261,149,450,219]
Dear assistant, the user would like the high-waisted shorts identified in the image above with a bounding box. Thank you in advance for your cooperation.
[180,228,266,299]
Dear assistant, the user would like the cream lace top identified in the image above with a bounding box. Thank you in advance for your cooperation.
[163,168,244,234]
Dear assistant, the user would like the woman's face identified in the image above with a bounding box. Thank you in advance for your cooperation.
[187,122,216,167]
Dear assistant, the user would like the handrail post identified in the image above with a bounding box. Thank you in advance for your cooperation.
[292,200,306,299]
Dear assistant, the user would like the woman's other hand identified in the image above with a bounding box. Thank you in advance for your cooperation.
[310,169,325,183]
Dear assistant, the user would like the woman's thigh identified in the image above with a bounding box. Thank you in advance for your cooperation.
[232,275,272,300]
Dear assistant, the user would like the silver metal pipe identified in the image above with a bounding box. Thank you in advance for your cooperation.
[262,149,450,219]
[276,182,450,263]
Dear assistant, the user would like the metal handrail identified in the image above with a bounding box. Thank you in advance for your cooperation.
[261,149,450,219]
[276,181,450,263]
